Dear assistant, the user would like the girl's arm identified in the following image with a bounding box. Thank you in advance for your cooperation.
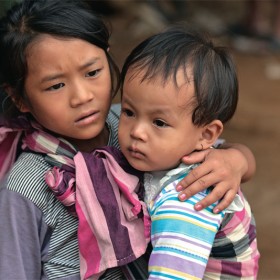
[0,185,47,279]
[176,143,256,213]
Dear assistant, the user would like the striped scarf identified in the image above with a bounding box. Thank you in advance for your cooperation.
[0,115,150,279]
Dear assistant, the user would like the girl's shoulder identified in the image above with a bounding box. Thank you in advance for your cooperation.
[7,152,50,185]
[6,152,58,211]
[107,104,121,148]
[109,103,121,118]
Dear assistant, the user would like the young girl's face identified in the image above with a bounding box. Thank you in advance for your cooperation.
[119,68,204,172]
[21,35,112,151]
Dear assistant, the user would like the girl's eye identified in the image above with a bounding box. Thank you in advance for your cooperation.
[122,108,134,117]
[46,83,65,91]
[86,69,101,77]
[154,119,168,127]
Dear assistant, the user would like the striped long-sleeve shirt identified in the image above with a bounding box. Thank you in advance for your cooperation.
[145,164,260,280]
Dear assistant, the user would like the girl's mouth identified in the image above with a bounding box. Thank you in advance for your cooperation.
[75,111,99,126]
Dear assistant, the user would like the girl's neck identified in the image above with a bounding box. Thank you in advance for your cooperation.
[66,125,110,153]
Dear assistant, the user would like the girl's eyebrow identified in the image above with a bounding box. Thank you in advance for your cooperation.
[40,57,101,83]
[40,74,63,84]
[78,57,100,71]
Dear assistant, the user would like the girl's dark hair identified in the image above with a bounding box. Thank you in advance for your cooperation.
[0,0,120,117]
[121,25,238,126]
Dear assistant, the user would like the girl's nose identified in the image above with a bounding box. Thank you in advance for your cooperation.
[70,82,94,107]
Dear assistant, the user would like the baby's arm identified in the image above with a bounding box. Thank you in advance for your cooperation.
[148,186,223,279]
[176,143,256,213]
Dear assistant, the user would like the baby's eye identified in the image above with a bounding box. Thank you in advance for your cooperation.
[153,119,168,127]
[46,83,65,91]
[86,69,101,77]
[122,108,134,117]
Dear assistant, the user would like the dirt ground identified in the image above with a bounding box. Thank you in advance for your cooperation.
[103,1,280,279]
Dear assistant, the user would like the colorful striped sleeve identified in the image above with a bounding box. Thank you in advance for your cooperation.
[148,183,224,280]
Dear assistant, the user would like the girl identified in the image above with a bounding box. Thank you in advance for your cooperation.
[0,1,255,279]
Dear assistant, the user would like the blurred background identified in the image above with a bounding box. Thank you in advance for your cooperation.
[1,0,280,279]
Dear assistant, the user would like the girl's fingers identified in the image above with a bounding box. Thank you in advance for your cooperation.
[212,189,237,213]
[176,162,212,192]
[177,168,239,212]
[181,149,210,165]
[178,148,242,212]
[177,171,219,201]
[193,185,230,212]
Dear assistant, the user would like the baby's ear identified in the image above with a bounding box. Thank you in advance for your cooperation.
[200,120,223,149]
[4,85,30,113]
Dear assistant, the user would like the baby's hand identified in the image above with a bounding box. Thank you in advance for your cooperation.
[176,148,245,213]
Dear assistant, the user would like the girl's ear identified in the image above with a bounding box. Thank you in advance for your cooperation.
[197,120,223,150]
[4,85,30,113]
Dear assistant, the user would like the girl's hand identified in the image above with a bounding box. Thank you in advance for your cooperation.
[176,144,256,213]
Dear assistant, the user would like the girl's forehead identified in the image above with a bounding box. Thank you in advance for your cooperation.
[25,35,106,66]
[24,36,108,85]
[26,35,92,54]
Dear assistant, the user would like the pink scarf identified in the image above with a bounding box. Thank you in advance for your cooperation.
[0,115,150,279]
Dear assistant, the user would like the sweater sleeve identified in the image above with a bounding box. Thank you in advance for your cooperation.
[0,183,51,279]
[147,185,224,279]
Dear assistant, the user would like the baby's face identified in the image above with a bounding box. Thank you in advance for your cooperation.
[118,69,204,172]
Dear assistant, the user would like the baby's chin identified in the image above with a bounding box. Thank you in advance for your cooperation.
[127,160,153,173]
[145,162,181,173]
[130,162,173,173]
[127,156,180,172]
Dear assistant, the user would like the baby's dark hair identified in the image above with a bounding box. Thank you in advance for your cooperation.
[121,26,238,126]
[0,0,119,118]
